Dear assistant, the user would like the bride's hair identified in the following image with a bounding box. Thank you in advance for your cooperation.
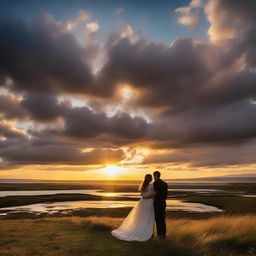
[139,174,152,192]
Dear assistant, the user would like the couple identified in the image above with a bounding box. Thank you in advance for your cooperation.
[111,171,168,241]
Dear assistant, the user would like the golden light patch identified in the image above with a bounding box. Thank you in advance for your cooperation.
[102,164,121,176]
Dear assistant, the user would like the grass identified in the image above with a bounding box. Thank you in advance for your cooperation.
[1,182,255,255]
[220,183,256,194]
[168,215,256,256]
[0,215,255,256]
[181,195,256,214]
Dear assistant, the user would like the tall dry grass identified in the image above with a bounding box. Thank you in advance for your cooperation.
[0,215,255,256]
[68,215,256,255]
[166,215,256,255]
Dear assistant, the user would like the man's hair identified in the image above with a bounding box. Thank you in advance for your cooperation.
[153,170,161,178]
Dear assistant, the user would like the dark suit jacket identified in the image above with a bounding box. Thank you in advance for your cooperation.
[153,179,168,205]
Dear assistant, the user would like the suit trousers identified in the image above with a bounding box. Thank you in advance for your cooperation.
[154,201,166,236]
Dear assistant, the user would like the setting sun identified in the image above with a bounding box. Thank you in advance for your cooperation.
[102,165,120,176]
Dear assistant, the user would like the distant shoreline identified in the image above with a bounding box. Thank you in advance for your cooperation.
[1,175,256,184]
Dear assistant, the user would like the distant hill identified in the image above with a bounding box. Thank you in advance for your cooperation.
[166,174,256,184]
[1,174,255,184]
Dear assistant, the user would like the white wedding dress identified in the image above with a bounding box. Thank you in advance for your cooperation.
[111,183,155,241]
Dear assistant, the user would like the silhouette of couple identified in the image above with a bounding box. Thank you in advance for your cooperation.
[111,171,168,241]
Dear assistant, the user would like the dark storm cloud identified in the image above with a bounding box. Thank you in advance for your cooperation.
[0,122,26,139]
[0,4,254,110]
[0,100,149,167]
[50,105,150,140]
[21,92,68,121]
[0,135,124,165]
[147,99,256,147]
[0,94,27,119]
[194,68,256,109]
[0,14,93,95]
[108,113,149,139]
[1,0,256,169]
[101,34,256,112]
[142,139,256,167]
[100,37,211,108]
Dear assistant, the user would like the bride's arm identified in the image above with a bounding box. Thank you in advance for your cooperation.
[141,185,156,199]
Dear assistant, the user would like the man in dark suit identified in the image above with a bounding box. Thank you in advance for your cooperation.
[153,170,168,238]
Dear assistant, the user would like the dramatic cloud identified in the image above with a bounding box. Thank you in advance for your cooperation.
[38,104,150,141]
[0,14,93,95]
[100,37,211,109]
[205,0,256,43]
[0,94,27,120]
[175,0,203,28]
[63,10,91,31]
[85,22,99,33]
[142,140,256,167]
[147,99,256,147]
[0,137,124,165]
[0,121,26,139]
[21,92,67,122]
[1,0,256,171]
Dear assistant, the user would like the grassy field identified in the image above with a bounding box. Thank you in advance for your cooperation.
[1,182,255,255]
[180,195,256,214]
[0,215,256,256]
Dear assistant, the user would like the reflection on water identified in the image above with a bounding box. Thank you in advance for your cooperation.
[0,188,245,215]
[169,189,224,193]
[0,190,142,198]
[241,195,256,198]
[0,190,142,199]
[0,199,223,214]
[0,190,99,197]
[0,188,233,199]
[94,189,235,198]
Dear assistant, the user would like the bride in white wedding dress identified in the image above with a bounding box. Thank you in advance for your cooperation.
[111,174,156,241]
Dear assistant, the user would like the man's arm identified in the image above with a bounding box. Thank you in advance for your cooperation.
[164,182,168,199]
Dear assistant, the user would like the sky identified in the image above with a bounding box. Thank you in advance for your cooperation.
[0,0,256,180]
